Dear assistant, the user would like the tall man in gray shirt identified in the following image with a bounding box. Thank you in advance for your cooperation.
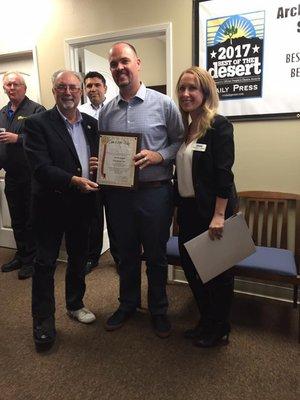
[98,42,184,338]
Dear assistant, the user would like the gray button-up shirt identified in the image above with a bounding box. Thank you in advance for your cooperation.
[99,84,184,182]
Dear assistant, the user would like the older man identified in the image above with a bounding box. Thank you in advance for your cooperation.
[98,42,184,338]
[0,72,45,279]
[24,70,99,351]
[79,71,119,273]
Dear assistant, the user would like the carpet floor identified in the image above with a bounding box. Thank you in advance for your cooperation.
[0,247,299,400]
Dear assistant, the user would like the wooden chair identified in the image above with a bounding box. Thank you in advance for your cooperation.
[234,191,300,341]
[166,191,300,341]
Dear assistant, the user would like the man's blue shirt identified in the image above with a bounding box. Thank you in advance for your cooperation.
[99,84,184,182]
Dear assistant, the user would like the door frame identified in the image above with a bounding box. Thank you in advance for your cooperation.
[64,22,173,97]
[0,47,42,103]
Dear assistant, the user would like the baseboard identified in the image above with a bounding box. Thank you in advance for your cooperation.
[169,266,297,304]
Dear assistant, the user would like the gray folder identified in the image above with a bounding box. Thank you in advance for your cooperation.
[184,212,256,283]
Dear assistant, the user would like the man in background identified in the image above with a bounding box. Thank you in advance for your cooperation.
[78,71,107,119]
[0,71,45,280]
[99,42,184,338]
[79,71,119,273]
[24,70,99,351]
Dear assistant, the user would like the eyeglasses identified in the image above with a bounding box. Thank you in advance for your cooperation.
[4,82,25,89]
[54,84,81,93]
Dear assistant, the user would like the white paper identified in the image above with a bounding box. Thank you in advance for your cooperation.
[184,212,256,283]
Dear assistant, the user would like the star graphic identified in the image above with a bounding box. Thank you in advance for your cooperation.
[210,50,217,59]
[252,44,260,54]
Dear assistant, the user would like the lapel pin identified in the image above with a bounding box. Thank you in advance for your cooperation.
[87,125,91,130]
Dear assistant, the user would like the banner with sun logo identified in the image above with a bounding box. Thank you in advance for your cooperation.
[206,12,264,100]
[195,0,300,120]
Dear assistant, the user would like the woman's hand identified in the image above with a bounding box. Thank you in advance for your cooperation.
[209,197,228,240]
[208,213,225,240]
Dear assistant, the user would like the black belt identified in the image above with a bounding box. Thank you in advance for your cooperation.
[138,180,171,189]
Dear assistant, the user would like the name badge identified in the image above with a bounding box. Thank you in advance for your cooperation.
[192,143,207,152]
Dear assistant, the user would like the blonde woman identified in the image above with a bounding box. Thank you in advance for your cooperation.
[175,67,237,347]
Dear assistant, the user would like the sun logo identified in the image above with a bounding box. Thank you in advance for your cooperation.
[214,15,256,45]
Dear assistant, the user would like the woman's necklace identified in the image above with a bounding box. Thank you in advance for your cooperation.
[186,120,199,144]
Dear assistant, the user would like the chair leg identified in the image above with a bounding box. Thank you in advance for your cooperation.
[298,308,300,343]
[293,285,298,309]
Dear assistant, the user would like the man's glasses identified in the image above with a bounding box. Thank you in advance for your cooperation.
[55,84,81,93]
[4,82,25,89]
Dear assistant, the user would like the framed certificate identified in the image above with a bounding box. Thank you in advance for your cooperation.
[96,132,141,189]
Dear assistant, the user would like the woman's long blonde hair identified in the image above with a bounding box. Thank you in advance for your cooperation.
[176,66,219,140]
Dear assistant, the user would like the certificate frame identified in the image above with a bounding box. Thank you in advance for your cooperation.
[96,132,141,189]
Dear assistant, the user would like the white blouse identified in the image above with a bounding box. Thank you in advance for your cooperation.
[176,139,197,197]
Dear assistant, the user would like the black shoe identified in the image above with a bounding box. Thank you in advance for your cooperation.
[33,316,56,352]
[194,323,230,348]
[184,321,205,339]
[151,315,171,338]
[1,258,21,272]
[18,265,33,280]
[105,308,135,331]
[85,259,99,275]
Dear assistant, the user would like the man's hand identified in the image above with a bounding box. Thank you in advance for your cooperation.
[0,131,18,144]
[133,150,163,170]
[89,156,98,178]
[70,176,99,193]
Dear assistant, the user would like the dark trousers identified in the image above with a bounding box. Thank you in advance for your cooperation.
[177,197,234,327]
[4,176,35,266]
[31,193,93,319]
[88,191,119,264]
[105,184,173,315]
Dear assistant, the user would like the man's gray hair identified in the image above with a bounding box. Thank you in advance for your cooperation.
[2,71,27,88]
[51,70,83,86]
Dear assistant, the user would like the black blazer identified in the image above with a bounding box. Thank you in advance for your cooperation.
[175,114,237,220]
[0,96,45,178]
[23,106,99,197]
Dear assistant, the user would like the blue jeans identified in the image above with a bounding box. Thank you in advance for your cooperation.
[105,183,173,315]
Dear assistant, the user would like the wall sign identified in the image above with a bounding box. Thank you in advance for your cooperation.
[194,0,300,120]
